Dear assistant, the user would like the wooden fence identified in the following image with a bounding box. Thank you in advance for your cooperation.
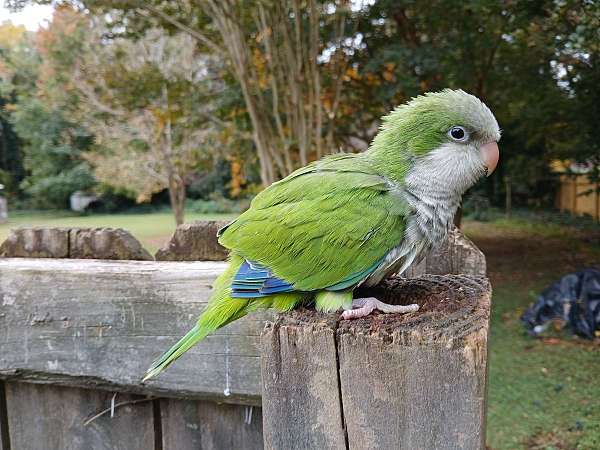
[556,173,600,222]
[0,221,489,450]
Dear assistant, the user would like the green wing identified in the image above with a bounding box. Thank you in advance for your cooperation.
[219,154,410,291]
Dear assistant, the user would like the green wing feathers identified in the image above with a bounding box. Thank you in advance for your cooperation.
[219,153,409,291]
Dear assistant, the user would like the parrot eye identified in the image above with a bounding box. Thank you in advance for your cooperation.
[448,126,469,142]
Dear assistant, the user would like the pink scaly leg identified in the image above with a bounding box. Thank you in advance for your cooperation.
[341,297,419,320]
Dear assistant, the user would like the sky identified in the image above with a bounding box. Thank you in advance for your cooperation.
[0,2,55,31]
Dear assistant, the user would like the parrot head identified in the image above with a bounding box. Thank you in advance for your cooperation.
[368,89,500,195]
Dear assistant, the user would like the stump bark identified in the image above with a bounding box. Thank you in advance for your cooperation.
[261,274,491,450]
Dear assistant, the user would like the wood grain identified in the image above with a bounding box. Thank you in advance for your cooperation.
[261,275,491,450]
[0,382,9,450]
[0,258,269,405]
[160,399,263,450]
[261,312,347,450]
[5,382,154,450]
[404,226,486,278]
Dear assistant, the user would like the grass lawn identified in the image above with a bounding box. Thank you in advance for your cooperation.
[1,209,599,448]
[0,210,237,254]
[463,218,600,450]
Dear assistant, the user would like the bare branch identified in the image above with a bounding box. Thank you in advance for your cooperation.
[133,2,224,54]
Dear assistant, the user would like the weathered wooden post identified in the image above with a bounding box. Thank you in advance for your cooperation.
[261,231,491,450]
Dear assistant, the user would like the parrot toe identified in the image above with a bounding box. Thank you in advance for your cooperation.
[341,297,419,320]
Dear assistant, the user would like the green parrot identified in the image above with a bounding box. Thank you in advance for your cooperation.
[144,89,500,381]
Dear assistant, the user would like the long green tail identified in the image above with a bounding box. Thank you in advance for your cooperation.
[143,256,248,381]
[143,255,307,381]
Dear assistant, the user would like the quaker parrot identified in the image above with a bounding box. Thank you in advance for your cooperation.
[144,89,500,380]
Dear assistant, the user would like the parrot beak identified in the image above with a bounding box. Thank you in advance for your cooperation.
[480,141,499,177]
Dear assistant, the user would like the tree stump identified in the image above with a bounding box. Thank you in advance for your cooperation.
[261,274,491,450]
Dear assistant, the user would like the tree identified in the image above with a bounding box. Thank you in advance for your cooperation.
[64,0,359,185]
[63,17,218,224]
[6,0,600,209]
[0,18,96,208]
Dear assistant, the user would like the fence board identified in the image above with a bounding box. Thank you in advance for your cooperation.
[0,258,268,405]
[5,382,154,450]
[161,399,263,450]
[0,382,9,450]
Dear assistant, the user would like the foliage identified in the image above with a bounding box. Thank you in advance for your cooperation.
[186,194,251,215]
[0,20,96,208]
[36,7,226,223]
[3,0,600,210]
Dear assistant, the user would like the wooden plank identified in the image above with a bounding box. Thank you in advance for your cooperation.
[0,258,269,405]
[0,382,9,450]
[261,275,491,450]
[261,312,347,450]
[0,227,483,406]
[161,399,263,450]
[4,382,154,450]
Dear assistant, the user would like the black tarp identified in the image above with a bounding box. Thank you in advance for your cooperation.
[521,268,600,339]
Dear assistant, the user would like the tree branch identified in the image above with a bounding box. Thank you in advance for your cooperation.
[133,2,224,54]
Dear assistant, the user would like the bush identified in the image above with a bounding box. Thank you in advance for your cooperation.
[186,194,251,214]
[20,163,96,209]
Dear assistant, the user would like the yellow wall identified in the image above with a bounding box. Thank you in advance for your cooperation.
[556,174,600,222]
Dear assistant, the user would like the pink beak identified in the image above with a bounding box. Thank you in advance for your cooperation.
[480,141,499,176]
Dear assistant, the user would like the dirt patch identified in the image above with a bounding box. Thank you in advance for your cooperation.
[525,430,573,450]
[464,222,599,287]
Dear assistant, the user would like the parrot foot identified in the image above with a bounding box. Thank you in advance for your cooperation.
[341,297,419,320]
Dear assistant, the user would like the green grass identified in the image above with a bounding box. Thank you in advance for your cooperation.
[0,210,237,254]
[463,217,600,450]
[2,209,599,448]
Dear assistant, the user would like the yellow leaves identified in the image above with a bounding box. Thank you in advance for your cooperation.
[229,158,244,198]
[382,62,395,82]
[36,5,85,57]
[255,26,272,43]
[0,22,26,49]
[364,72,381,86]
[3,103,17,112]
[343,67,360,81]
[136,193,152,203]
[252,48,270,90]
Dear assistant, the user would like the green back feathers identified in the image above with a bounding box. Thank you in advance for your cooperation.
[219,153,409,291]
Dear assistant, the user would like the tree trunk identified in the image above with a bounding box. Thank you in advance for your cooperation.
[204,0,344,186]
[169,176,186,226]
[505,176,512,218]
